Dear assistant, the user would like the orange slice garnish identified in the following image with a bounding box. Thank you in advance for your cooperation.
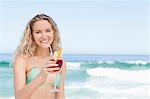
[58,48,62,58]
[54,51,58,61]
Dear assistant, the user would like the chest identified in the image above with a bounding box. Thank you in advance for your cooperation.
[26,57,48,73]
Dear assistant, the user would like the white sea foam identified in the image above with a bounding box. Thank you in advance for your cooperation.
[125,60,149,65]
[99,60,149,65]
[86,67,150,83]
[91,86,149,95]
[98,61,114,64]
[66,62,81,70]
[66,82,150,97]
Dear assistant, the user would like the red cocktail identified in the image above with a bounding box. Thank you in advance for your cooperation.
[49,59,63,72]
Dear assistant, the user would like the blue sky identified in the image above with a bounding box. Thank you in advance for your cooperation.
[0,0,149,55]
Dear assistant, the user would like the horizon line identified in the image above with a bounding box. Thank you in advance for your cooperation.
[0,53,150,56]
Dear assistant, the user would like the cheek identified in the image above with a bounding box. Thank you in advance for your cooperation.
[33,34,40,43]
[50,33,54,42]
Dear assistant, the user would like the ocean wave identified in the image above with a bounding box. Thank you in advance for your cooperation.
[66,62,81,70]
[0,97,14,99]
[0,61,10,64]
[1,60,150,70]
[86,67,150,83]
[124,60,148,65]
[81,61,150,70]
[66,82,149,97]
[66,61,150,70]
[98,60,150,65]
[98,61,115,64]
[0,61,11,67]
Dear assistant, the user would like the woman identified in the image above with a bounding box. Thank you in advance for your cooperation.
[13,14,66,99]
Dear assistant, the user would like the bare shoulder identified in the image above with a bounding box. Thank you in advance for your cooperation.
[14,55,28,62]
[13,55,28,70]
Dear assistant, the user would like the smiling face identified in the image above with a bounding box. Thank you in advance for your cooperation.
[32,20,54,48]
[15,14,61,57]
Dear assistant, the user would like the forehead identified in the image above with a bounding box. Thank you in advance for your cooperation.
[32,20,52,30]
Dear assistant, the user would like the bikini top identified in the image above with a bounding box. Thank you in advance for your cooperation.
[26,67,61,87]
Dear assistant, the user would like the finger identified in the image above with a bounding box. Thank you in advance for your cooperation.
[44,67,60,72]
[45,62,54,66]
[49,59,57,62]
[47,61,56,64]
[46,64,58,67]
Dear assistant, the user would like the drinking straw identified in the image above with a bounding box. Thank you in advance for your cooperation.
[49,45,53,59]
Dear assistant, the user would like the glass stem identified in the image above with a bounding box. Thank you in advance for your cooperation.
[54,73,57,90]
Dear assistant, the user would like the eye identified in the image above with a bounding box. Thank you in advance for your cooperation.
[35,31,40,34]
[46,29,51,32]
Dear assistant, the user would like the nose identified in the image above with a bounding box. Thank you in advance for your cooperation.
[41,32,48,38]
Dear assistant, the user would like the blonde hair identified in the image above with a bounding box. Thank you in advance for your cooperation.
[15,14,61,57]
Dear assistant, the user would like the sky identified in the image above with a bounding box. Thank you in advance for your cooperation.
[0,0,149,55]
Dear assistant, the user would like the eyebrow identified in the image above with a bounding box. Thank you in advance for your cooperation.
[33,28,52,31]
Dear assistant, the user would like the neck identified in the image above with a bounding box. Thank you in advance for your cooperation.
[35,47,50,58]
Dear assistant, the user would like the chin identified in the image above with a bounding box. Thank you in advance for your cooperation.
[42,45,49,48]
[37,44,49,49]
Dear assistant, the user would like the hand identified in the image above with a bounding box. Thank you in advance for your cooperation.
[45,59,60,72]
[39,60,60,84]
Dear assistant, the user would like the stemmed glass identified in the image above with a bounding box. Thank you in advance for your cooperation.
[49,46,63,92]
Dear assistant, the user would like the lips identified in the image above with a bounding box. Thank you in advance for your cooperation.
[40,38,49,43]
[40,40,48,43]
[40,40,50,47]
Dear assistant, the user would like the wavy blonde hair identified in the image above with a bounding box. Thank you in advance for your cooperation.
[15,14,61,57]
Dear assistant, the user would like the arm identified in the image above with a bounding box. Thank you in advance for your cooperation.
[13,56,45,99]
[56,61,66,99]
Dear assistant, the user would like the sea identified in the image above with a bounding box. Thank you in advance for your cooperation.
[0,53,150,99]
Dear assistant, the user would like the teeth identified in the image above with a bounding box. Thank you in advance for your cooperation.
[40,40,50,47]
[41,40,48,43]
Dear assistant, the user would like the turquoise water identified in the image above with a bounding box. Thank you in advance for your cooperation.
[0,54,150,99]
